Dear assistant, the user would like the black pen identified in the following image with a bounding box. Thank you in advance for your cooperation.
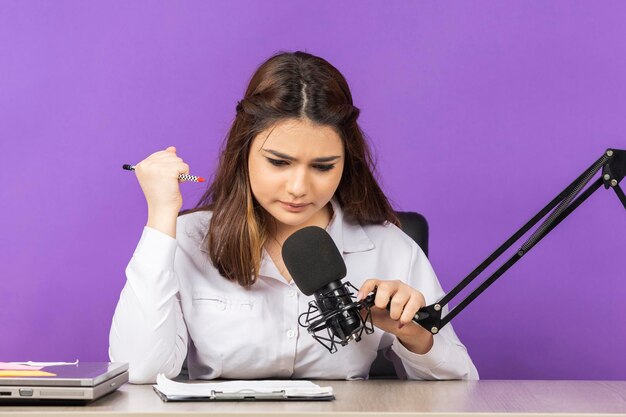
[122,164,205,182]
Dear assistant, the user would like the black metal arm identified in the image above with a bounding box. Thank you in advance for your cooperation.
[416,148,626,335]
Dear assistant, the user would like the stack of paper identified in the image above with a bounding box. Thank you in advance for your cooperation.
[153,374,334,401]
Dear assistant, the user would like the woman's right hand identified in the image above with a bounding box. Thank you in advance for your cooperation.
[134,146,190,237]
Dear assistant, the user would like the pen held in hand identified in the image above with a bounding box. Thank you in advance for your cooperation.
[122,164,206,183]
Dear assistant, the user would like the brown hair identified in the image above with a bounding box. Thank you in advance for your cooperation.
[182,51,398,288]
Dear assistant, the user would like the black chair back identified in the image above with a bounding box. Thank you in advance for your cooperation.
[396,211,429,258]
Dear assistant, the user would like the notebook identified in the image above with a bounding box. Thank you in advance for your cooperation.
[153,374,335,401]
[0,362,128,404]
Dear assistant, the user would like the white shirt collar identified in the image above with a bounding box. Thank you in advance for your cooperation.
[327,198,375,254]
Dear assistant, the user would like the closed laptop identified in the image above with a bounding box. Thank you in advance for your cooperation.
[0,362,128,404]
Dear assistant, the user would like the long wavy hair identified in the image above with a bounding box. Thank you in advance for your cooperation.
[182,51,399,288]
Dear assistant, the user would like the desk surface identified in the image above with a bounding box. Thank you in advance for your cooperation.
[1,380,625,416]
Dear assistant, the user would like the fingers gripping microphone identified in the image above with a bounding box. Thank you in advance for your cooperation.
[282,226,375,353]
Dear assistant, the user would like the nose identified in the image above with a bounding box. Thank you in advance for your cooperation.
[286,167,308,198]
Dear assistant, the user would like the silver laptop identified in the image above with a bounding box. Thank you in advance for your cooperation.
[0,362,128,404]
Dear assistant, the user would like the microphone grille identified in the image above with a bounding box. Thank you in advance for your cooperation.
[282,226,347,296]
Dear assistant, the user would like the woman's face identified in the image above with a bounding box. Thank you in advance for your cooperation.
[248,118,345,235]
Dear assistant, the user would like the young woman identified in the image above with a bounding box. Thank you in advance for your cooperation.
[109,51,479,383]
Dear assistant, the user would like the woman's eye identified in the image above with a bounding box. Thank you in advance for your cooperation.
[313,164,335,172]
[267,158,289,167]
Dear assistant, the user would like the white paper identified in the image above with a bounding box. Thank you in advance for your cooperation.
[154,373,333,398]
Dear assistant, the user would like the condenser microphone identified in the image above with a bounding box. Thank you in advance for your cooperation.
[282,226,374,353]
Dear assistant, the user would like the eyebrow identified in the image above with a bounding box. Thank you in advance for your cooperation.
[263,149,341,163]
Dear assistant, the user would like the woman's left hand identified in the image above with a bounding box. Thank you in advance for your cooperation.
[357,279,434,354]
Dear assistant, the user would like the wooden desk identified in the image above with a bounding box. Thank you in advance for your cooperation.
[1,380,625,416]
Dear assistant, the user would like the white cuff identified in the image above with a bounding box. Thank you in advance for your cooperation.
[392,333,449,372]
[132,226,178,272]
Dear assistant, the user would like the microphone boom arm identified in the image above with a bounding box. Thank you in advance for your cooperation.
[414,148,626,335]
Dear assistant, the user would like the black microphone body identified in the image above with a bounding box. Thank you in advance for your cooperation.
[310,280,363,342]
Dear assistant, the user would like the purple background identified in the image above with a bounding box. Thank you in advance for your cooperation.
[1,1,625,380]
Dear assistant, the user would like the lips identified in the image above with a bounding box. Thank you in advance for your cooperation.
[281,201,308,207]
[279,201,311,212]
